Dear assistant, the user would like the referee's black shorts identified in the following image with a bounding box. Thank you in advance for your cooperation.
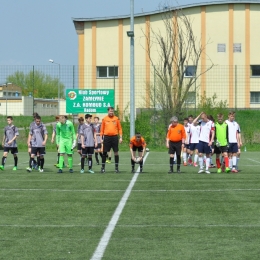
[168,140,182,155]
[103,135,119,153]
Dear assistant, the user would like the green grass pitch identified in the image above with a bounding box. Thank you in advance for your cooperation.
[1,151,260,259]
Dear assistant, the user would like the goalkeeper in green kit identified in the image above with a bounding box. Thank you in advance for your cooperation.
[56,115,76,173]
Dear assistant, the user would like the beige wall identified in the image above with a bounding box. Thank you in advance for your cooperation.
[79,2,260,110]
[0,97,64,116]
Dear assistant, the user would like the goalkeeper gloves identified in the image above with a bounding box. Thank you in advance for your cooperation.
[71,140,76,150]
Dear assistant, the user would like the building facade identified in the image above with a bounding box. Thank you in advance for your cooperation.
[72,1,260,113]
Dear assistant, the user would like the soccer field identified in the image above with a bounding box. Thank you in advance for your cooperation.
[1,151,260,259]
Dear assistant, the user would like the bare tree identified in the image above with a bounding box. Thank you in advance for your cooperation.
[143,6,214,121]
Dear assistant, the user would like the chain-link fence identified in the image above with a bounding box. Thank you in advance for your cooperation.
[0,64,259,145]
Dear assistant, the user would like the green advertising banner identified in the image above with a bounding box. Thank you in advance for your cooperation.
[66,89,114,113]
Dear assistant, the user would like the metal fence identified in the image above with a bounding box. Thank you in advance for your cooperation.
[1,64,260,114]
[1,64,260,145]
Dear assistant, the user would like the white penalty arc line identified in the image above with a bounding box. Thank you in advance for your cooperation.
[90,152,149,260]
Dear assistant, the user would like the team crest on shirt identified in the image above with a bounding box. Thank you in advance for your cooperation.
[68,91,77,100]
[178,130,181,134]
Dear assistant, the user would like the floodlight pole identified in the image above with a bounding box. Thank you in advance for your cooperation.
[129,0,135,137]
[49,59,60,114]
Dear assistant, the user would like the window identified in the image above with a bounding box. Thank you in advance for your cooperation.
[217,44,226,52]
[97,66,118,78]
[233,43,241,53]
[185,92,196,104]
[184,66,196,77]
[251,65,260,77]
[250,92,260,103]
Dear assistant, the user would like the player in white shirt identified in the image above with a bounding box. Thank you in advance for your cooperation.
[236,123,242,170]
[187,115,194,164]
[225,111,240,173]
[189,120,200,167]
[183,118,190,166]
[193,112,215,174]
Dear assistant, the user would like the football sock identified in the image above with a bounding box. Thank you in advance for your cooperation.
[88,157,92,169]
[2,156,6,166]
[68,156,73,168]
[176,155,181,170]
[59,156,64,169]
[37,156,40,166]
[115,155,119,169]
[139,159,143,168]
[199,157,203,168]
[40,158,44,168]
[29,158,34,168]
[95,153,99,162]
[206,157,210,170]
[216,158,221,168]
[182,152,187,163]
[131,159,135,168]
[194,154,198,164]
[232,156,236,168]
[224,157,229,167]
[81,157,85,169]
[229,158,232,168]
[102,152,107,168]
[169,157,174,171]
[14,156,18,167]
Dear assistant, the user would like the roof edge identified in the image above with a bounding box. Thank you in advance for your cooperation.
[72,0,260,23]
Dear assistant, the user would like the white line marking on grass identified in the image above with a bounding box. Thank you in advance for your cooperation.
[248,158,260,164]
[0,188,124,192]
[2,223,260,228]
[1,188,260,193]
[132,188,260,192]
[116,224,260,228]
[90,152,149,260]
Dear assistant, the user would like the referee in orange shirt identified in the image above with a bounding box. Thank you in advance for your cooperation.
[100,107,123,173]
[129,132,146,173]
[166,116,186,173]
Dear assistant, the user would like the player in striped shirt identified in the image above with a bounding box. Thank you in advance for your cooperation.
[0,116,19,171]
